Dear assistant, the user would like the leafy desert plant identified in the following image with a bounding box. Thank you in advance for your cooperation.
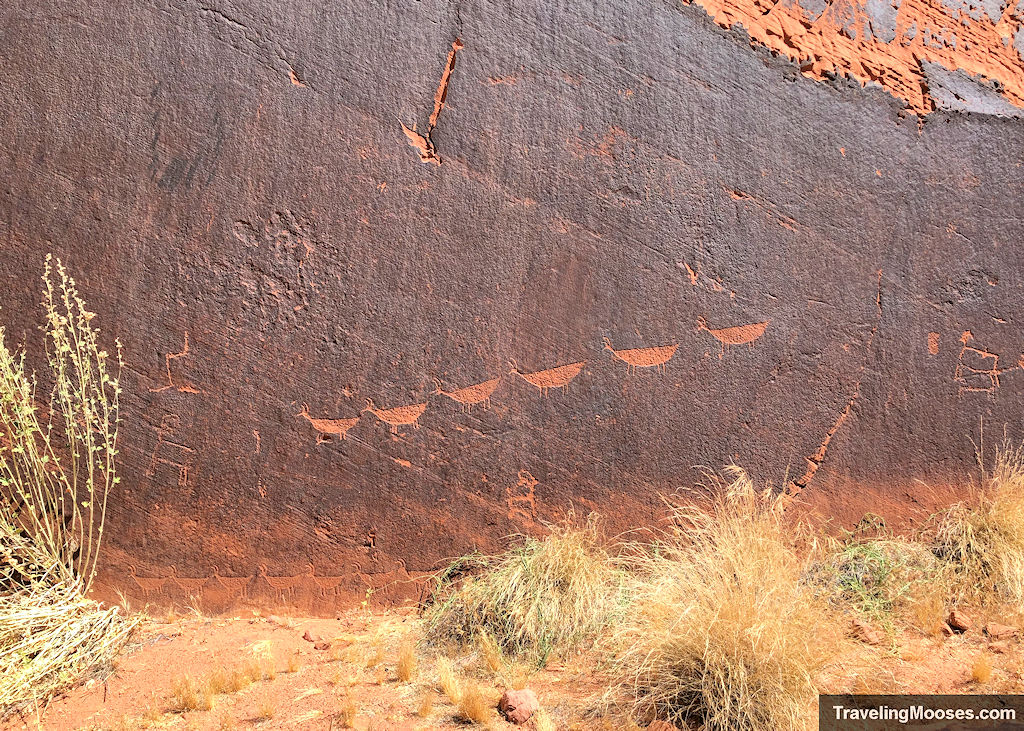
[610,468,839,730]
[0,256,136,716]
[424,515,622,666]
[932,443,1024,607]
[812,536,937,622]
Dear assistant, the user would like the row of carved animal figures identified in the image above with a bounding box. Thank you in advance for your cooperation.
[127,563,412,603]
[300,320,769,439]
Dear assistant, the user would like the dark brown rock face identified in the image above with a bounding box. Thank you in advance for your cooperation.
[2,0,1023,610]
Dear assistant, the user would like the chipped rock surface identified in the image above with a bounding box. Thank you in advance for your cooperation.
[1,0,1023,610]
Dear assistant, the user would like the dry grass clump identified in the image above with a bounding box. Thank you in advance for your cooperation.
[255,700,275,721]
[610,469,838,730]
[365,641,385,669]
[534,708,557,731]
[416,691,434,718]
[970,654,993,684]
[169,674,213,713]
[424,516,622,665]
[478,630,503,672]
[456,681,492,724]
[396,639,416,682]
[436,657,461,704]
[206,663,252,696]
[0,258,136,717]
[932,444,1024,607]
[335,695,357,727]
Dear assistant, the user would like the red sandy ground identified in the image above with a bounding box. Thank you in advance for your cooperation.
[2,606,1022,731]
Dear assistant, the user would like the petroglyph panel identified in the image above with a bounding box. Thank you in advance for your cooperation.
[3,0,1024,611]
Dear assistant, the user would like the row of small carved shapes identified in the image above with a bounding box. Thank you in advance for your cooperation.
[126,564,416,603]
[300,327,769,438]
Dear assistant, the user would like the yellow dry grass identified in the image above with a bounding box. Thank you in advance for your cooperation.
[424,516,622,665]
[396,639,416,682]
[933,443,1024,607]
[436,657,461,704]
[456,681,492,724]
[416,691,434,718]
[255,699,275,721]
[534,708,557,731]
[478,630,504,673]
[609,469,841,730]
[971,654,993,684]
[168,675,213,713]
[336,694,357,727]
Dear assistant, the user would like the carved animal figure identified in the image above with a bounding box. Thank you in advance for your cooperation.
[603,337,678,374]
[696,316,769,356]
[509,359,585,395]
[299,403,360,443]
[127,565,167,598]
[432,376,501,410]
[362,398,428,433]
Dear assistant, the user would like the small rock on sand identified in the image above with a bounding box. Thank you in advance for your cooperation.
[985,622,1018,641]
[947,609,972,633]
[498,688,540,724]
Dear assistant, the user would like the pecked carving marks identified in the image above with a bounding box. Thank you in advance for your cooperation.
[507,470,539,523]
[433,377,501,410]
[150,331,200,393]
[299,404,360,443]
[363,399,428,434]
[509,360,586,395]
[697,317,769,357]
[120,564,367,610]
[603,338,678,374]
[402,38,464,164]
[233,210,315,325]
[955,331,1018,396]
[145,414,196,489]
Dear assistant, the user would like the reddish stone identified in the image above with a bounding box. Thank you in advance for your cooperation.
[985,622,1018,641]
[948,609,972,633]
[498,689,539,725]
[7,0,1024,617]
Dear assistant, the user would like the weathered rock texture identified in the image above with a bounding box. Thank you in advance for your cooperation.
[1,0,1023,610]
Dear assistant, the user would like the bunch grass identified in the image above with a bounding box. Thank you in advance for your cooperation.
[932,442,1024,607]
[424,515,622,666]
[609,468,839,730]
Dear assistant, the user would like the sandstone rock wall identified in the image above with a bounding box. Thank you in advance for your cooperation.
[1,0,1022,609]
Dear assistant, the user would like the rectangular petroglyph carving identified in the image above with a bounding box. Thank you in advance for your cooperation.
[145,414,196,488]
[955,331,1016,396]
[150,331,199,393]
